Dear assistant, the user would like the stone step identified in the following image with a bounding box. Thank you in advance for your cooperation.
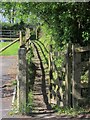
[33,92,48,95]
[33,87,49,91]
[33,82,49,86]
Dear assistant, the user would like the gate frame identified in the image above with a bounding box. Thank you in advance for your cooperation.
[66,43,90,107]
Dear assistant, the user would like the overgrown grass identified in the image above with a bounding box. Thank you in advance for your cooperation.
[53,105,90,116]
[26,91,34,114]
[0,42,19,56]
[9,99,19,116]
[9,91,34,115]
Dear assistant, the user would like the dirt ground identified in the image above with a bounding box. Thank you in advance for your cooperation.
[0,56,18,118]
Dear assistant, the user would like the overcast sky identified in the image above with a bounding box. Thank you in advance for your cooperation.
[0,13,8,23]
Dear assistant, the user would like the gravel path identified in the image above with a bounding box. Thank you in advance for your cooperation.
[0,56,18,85]
[0,56,18,119]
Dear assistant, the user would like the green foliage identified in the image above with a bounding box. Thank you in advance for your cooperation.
[27,46,36,91]
[81,70,89,84]
[39,24,52,47]
[11,80,17,86]
[26,46,35,114]
[37,23,66,82]
[9,100,19,115]
[53,106,90,116]
[0,22,13,29]
[26,91,34,114]
[32,3,90,45]
[37,3,90,46]
[0,2,40,25]
[1,2,90,45]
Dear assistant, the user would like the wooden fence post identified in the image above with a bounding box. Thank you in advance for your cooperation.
[88,53,90,96]
[25,28,30,49]
[48,44,53,104]
[19,31,23,46]
[17,47,27,113]
[65,42,72,107]
[72,44,81,107]
[36,26,38,39]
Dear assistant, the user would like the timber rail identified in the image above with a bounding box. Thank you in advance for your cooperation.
[0,30,22,53]
[0,30,19,40]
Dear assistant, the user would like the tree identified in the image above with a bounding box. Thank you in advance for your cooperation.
[1,2,90,46]
[28,2,90,46]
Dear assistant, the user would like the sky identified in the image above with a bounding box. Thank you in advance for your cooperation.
[0,13,8,23]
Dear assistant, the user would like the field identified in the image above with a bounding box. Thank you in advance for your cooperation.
[0,42,19,56]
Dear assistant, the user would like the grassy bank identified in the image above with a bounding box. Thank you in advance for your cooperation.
[0,42,19,56]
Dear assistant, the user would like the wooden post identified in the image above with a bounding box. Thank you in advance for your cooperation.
[48,53,51,104]
[17,47,27,113]
[65,43,72,107]
[36,26,38,39]
[48,44,53,104]
[88,52,90,96]
[25,28,30,49]
[19,31,23,46]
[72,44,81,107]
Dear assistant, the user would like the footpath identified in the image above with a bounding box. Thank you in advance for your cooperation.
[0,56,17,119]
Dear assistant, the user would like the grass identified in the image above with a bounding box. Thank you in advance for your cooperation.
[9,99,19,116]
[53,105,90,116]
[0,42,19,56]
